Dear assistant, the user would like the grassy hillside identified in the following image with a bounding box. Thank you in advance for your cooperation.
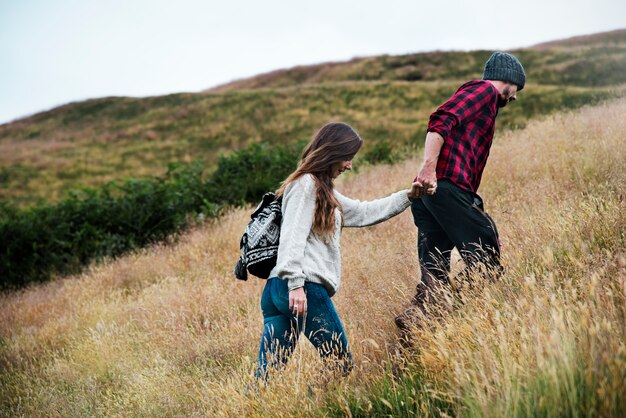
[1,98,624,417]
[1,29,625,207]
[211,29,626,91]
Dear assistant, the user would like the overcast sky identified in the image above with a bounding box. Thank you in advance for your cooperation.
[1,0,625,124]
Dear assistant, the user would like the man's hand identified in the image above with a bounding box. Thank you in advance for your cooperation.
[289,287,307,316]
[411,131,444,198]
[409,164,437,199]
[416,164,437,191]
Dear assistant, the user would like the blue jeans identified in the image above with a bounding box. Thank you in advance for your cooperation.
[256,277,353,379]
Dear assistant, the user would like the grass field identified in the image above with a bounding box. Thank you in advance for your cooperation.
[1,98,624,417]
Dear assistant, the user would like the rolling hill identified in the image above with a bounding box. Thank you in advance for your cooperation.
[209,28,626,91]
[1,29,625,207]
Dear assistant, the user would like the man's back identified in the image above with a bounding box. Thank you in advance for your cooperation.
[427,80,500,193]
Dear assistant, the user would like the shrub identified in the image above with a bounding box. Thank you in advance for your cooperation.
[0,141,303,289]
[208,141,303,205]
[362,141,396,165]
[0,167,210,289]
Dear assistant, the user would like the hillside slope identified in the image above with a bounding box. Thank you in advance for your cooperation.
[1,99,624,416]
[1,30,625,207]
[210,28,626,91]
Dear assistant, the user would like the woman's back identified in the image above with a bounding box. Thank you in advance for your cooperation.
[271,173,410,296]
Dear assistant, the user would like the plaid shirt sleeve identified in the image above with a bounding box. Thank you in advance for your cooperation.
[427,81,496,139]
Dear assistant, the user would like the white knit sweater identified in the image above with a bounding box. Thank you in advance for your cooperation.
[269,174,411,296]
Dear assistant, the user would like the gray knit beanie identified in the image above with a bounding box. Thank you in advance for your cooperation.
[482,52,526,91]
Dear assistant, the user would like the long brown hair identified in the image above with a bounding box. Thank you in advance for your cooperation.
[277,122,363,238]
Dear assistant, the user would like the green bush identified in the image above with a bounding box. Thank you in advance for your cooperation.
[0,141,303,289]
[0,162,205,289]
[362,141,397,165]
[208,141,303,205]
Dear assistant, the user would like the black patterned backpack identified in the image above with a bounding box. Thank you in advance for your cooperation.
[234,193,282,280]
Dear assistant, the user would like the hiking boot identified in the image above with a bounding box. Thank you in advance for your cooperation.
[394,304,424,331]
[394,303,427,348]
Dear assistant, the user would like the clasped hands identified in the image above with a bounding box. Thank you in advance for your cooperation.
[408,170,437,200]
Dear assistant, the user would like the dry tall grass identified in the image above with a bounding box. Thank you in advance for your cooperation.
[1,99,625,417]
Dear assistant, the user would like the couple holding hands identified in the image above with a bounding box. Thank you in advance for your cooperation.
[255,52,526,379]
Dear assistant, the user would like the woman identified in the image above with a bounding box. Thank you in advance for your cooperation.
[257,122,426,379]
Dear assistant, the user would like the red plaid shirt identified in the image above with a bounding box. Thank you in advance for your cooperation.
[427,80,500,193]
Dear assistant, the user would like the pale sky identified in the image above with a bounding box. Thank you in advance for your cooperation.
[1,0,625,124]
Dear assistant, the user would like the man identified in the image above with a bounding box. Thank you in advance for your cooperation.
[397,52,526,332]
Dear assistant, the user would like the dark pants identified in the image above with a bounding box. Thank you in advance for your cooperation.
[256,277,353,379]
[411,179,501,305]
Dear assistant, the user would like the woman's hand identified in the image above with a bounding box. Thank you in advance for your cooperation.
[289,287,307,316]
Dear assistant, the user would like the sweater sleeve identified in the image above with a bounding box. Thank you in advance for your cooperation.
[336,189,411,228]
[276,174,316,291]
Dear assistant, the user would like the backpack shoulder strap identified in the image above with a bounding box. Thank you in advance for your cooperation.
[251,192,278,218]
